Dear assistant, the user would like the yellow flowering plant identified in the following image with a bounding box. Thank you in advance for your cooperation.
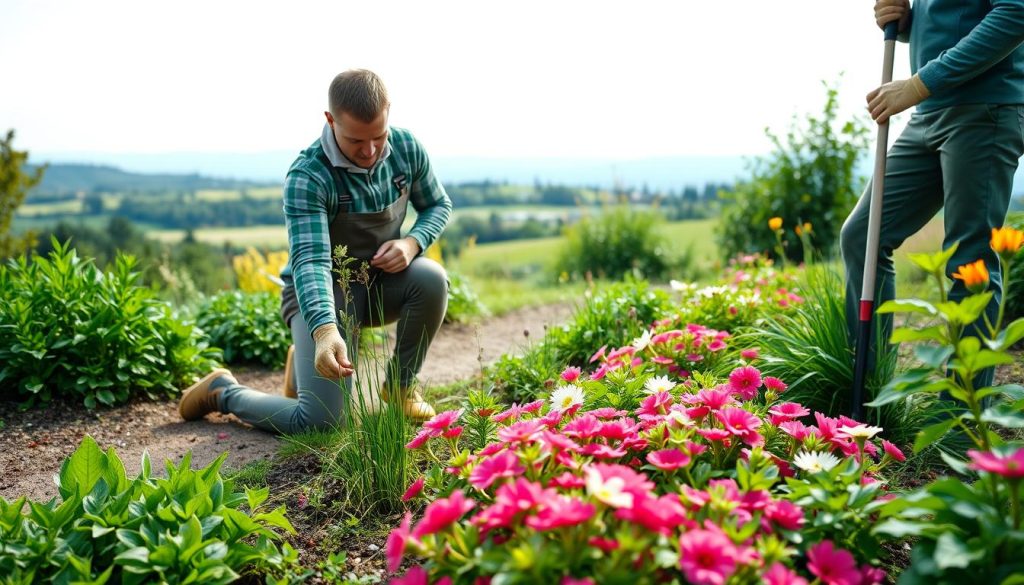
[233,248,289,293]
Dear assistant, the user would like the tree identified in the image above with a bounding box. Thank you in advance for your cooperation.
[0,130,46,257]
[716,81,869,262]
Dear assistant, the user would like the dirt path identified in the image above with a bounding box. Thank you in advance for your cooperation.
[0,302,575,502]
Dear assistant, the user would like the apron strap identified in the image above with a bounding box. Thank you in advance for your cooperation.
[327,164,353,214]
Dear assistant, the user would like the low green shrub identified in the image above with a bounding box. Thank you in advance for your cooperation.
[0,241,220,409]
[196,290,290,367]
[555,205,674,281]
[0,436,298,584]
[443,270,488,324]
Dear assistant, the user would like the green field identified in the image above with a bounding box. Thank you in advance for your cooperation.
[150,225,288,247]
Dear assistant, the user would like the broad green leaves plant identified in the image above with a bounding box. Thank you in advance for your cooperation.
[0,240,220,409]
[196,290,290,367]
[0,435,298,584]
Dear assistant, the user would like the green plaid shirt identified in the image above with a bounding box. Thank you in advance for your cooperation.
[281,124,452,335]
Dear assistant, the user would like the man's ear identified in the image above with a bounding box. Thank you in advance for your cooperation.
[324,111,335,126]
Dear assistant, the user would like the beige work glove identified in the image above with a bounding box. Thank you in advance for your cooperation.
[866,74,930,124]
[312,323,354,379]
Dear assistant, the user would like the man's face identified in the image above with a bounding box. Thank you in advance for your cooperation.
[326,108,389,169]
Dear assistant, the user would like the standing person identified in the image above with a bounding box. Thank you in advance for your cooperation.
[179,69,452,432]
[841,0,1024,389]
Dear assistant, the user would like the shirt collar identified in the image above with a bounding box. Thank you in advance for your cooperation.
[320,122,391,174]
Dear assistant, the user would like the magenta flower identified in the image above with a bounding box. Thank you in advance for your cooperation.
[589,407,629,419]
[779,420,811,441]
[647,448,692,471]
[539,430,582,453]
[690,387,735,410]
[497,419,545,444]
[405,428,437,450]
[881,439,906,462]
[617,493,689,535]
[697,427,732,442]
[560,366,582,383]
[550,471,585,489]
[763,562,809,585]
[728,366,762,400]
[763,376,788,392]
[525,495,595,531]
[769,402,811,420]
[806,540,860,585]
[588,536,620,552]
[716,407,762,439]
[637,391,673,417]
[563,414,603,440]
[860,566,887,585]
[968,447,1024,478]
[678,527,740,585]
[386,511,413,572]
[522,399,545,413]
[423,408,463,431]
[469,450,525,490]
[412,490,475,538]
[763,499,804,531]
[589,344,608,363]
[391,565,429,585]
[562,578,595,585]
[492,403,524,423]
[597,418,640,441]
[401,476,425,502]
[740,347,759,360]
[707,339,728,352]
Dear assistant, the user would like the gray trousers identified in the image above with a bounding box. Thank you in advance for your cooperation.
[841,104,1024,389]
[218,257,448,434]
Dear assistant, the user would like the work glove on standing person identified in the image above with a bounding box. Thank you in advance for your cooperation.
[867,0,931,124]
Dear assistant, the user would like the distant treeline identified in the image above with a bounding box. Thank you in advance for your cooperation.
[27,163,275,201]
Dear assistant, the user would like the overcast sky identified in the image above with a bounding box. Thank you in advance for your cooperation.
[1,0,913,161]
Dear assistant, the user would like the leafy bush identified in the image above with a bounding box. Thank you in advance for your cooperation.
[555,205,673,281]
[196,290,290,367]
[867,235,1024,582]
[716,82,868,263]
[0,241,220,409]
[0,436,298,583]
[490,280,671,404]
[444,270,489,324]
[392,363,898,584]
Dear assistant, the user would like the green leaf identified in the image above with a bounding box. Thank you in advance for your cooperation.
[913,418,958,453]
[876,299,938,316]
[872,518,928,538]
[907,243,958,274]
[114,546,151,568]
[991,317,1024,350]
[934,532,985,570]
[96,389,115,405]
[914,344,954,368]
[59,435,107,500]
[980,407,1024,428]
[891,326,947,344]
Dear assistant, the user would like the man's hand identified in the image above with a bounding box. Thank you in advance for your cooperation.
[867,75,930,124]
[312,323,354,379]
[874,0,910,32]
[370,237,420,273]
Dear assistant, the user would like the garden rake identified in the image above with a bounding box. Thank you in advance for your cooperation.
[852,20,899,420]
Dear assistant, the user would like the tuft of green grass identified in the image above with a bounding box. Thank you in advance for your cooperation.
[227,458,273,489]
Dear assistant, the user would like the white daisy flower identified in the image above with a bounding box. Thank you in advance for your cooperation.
[838,424,884,440]
[585,467,633,508]
[792,450,841,473]
[550,384,585,411]
[632,330,653,352]
[644,375,676,394]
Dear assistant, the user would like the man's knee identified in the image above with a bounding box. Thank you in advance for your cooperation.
[840,216,865,263]
[409,258,449,304]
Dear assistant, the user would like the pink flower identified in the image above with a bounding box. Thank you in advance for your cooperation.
[522,399,545,413]
[550,471,585,489]
[881,440,906,462]
[443,426,464,439]
[689,387,735,410]
[560,366,582,383]
[563,414,603,440]
[405,428,437,450]
[740,348,759,360]
[497,419,545,444]
[728,366,762,400]
[562,579,595,585]
[716,407,762,439]
[637,391,673,417]
[525,495,595,531]
[763,562,809,585]
[769,402,811,420]
[492,403,524,423]
[779,420,811,441]
[401,476,425,502]
[860,566,887,585]
[763,376,788,393]
[763,499,804,531]
[391,565,429,585]
[968,447,1024,478]
[588,536,619,552]
[469,450,525,490]
[589,344,608,363]
[412,491,475,538]
[647,448,692,471]
[697,427,732,442]
[707,339,728,352]
[386,511,413,572]
[423,408,463,431]
[616,493,689,535]
[589,407,629,419]
[806,540,861,585]
[678,527,740,585]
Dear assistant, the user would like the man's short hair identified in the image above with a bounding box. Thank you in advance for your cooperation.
[328,69,389,123]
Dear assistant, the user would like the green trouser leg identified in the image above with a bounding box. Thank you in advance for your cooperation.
[841,104,1023,392]
[217,258,448,434]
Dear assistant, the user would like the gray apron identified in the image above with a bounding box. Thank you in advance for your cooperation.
[280,162,410,328]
